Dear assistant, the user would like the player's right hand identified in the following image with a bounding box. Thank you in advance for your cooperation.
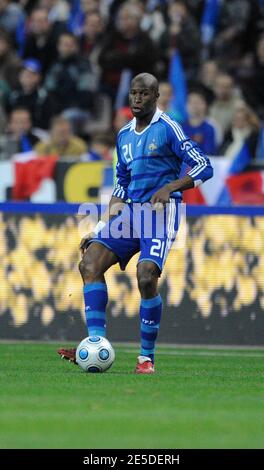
[79,233,95,255]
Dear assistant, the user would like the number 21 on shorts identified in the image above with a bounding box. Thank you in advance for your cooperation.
[150,239,165,258]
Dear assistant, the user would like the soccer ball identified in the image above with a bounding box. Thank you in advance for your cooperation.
[76,336,115,373]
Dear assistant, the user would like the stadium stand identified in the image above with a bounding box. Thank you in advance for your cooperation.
[0,0,264,204]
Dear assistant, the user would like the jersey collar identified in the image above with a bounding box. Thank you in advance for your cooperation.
[130,107,163,131]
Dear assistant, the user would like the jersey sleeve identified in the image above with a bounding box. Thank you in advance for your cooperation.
[166,119,213,186]
[112,136,131,200]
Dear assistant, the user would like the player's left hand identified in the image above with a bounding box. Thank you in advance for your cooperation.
[79,232,95,256]
[151,186,171,209]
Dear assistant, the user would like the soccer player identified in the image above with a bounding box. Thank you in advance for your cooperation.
[58,73,213,374]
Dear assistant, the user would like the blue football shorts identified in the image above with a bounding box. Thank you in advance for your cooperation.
[90,199,180,274]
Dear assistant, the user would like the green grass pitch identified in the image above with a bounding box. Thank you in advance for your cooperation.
[1,343,264,449]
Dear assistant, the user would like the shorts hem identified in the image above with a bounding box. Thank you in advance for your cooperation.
[89,239,120,260]
[137,258,162,276]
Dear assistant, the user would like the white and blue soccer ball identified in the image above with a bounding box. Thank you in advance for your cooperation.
[76,336,115,373]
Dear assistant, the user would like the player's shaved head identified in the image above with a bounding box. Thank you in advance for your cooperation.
[129,73,159,122]
[131,73,159,94]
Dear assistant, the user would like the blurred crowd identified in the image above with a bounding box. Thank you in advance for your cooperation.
[0,0,264,163]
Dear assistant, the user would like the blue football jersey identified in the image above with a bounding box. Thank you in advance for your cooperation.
[113,108,213,203]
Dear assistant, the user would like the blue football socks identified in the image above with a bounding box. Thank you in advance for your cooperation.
[83,282,108,337]
[140,294,162,363]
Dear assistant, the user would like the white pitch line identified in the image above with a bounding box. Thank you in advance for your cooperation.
[122,350,264,358]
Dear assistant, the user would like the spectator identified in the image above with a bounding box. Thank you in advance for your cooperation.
[219,100,260,160]
[185,0,205,23]
[215,0,261,64]
[18,1,36,16]
[0,30,22,88]
[81,0,100,16]
[68,0,100,36]
[159,0,201,80]
[6,58,58,129]
[39,0,69,23]
[239,34,264,119]
[113,106,133,135]
[23,8,64,75]
[213,0,262,72]
[112,105,134,179]
[136,0,166,44]
[84,133,114,161]
[98,2,157,100]
[80,12,105,82]
[209,74,240,135]
[84,93,112,138]
[0,0,24,37]
[44,32,96,122]
[183,91,218,155]
[2,107,40,158]
[81,12,104,55]
[191,60,219,105]
[34,116,87,158]
[157,81,182,122]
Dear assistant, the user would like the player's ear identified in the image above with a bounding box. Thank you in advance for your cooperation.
[156,92,160,99]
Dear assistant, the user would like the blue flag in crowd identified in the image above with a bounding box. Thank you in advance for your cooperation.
[21,134,33,153]
[256,125,264,160]
[16,14,26,57]
[115,69,132,111]
[201,0,220,45]
[68,0,84,35]
[217,142,251,205]
[168,50,187,121]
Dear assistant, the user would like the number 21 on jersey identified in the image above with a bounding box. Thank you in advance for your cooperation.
[122,143,133,163]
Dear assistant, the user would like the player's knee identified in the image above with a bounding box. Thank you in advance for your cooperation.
[137,265,158,296]
[78,256,98,281]
[138,275,154,295]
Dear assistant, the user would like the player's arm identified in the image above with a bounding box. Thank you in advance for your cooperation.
[151,122,213,205]
[103,141,131,219]
[79,195,126,254]
[101,194,127,223]
[151,175,195,205]
[80,140,130,253]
